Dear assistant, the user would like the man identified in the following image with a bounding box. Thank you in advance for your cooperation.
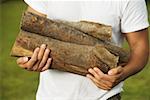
[17,0,149,100]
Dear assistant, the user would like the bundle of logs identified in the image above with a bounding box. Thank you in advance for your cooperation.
[10,12,130,76]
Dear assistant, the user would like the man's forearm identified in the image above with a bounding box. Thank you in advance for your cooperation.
[122,36,149,81]
[123,53,149,81]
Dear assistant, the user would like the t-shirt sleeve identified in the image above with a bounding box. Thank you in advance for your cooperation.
[121,0,149,33]
[24,0,48,15]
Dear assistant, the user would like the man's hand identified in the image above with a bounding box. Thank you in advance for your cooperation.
[16,44,52,72]
[86,66,124,90]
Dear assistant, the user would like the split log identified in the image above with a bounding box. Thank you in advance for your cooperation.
[11,30,119,75]
[10,12,130,76]
[21,12,129,64]
[55,20,112,41]
[21,12,104,46]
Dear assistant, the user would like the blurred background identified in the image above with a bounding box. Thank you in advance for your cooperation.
[0,0,150,100]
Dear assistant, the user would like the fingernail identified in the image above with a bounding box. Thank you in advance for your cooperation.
[88,68,92,72]
[41,44,46,48]
[108,70,113,75]
[23,57,28,62]
[49,58,52,60]
[48,58,52,63]
[46,49,50,52]
[86,74,90,77]
[37,47,40,50]
[93,67,98,70]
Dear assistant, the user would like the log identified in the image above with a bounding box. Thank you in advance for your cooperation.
[11,30,119,75]
[21,12,104,46]
[55,20,112,41]
[21,12,129,64]
[10,12,130,76]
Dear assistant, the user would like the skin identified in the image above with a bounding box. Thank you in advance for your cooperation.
[87,29,149,90]
[17,7,149,90]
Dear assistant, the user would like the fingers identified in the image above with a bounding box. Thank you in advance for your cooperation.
[87,67,113,89]
[38,44,46,61]
[93,67,104,77]
[38,49,51,71]
[25,47,40,70]
[87,67,123,90]
[86,74,111,90]
[32,44,49,71]
[17,44,53,72]
[31,60,41,71]
[42,58,52,71]
[89,67,112,82]
[17,57,28,65]
[31,44,46,71]
[108,66,123,75]
[88,68,100,79]
[30,44,52,72]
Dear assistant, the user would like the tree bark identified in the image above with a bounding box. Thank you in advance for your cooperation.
[54,20,112,41]
[21,12,103,46]
[11,30,119,75]
[10,12,130,76]
[21,12,129,64]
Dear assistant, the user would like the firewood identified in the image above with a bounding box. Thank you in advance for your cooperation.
[55,20,112,41]
[21,12,103,46]
[10,12,130,75]
[11,30,119,75]
[21,12,129,64]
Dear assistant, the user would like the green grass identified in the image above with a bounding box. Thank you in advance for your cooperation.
[0,3,2,99]
[0,1,150,100]
[1,1,38,100]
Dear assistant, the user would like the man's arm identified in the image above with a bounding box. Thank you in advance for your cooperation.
[122,28,149,80]
[86,28,149,90]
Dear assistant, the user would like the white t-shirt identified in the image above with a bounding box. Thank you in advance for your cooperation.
[24,0,149,100]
